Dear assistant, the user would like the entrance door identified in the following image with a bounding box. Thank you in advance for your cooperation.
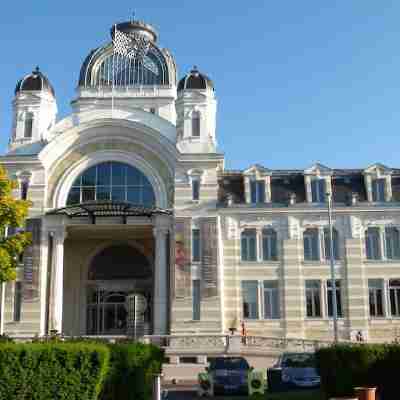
[86,244,153,336]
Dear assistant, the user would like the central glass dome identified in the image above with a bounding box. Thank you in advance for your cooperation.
[67,161,155,206]
[78,20,174,88]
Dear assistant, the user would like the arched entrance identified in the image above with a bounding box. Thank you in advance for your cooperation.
[86,244,152,335]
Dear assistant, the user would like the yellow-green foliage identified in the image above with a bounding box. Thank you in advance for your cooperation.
[0,165,31,282]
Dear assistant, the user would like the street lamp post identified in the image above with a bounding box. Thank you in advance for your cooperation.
[327,192,339,343]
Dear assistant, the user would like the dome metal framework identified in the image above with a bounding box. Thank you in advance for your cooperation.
[79,21,173,88]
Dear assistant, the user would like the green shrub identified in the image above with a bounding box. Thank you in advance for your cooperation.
[0,342,110,400]
[100,342,164,400]
[316,343,400,399]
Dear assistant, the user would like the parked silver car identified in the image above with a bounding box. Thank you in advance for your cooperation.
[267,352,320,391]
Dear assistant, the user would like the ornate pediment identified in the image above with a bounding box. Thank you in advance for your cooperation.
[304,162,332,176]
[243,164,271,177]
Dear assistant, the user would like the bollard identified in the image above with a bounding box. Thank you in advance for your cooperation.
[152,373,162,400]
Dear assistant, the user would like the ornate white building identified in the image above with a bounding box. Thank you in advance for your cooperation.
[1,19,400,342]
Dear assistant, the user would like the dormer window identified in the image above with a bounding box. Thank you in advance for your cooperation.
[192,110,200,137]
[372,178,386,202]
[311,178,326,203]
[364,164,392,202]
[250,179,265,204]
[24,112,34,138]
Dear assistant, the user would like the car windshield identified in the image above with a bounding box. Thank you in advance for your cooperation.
[281,353,315,368]
[210,358,250,370]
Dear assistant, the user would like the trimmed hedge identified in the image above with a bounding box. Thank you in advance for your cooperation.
[316,343,400,400]
[0,341,164,400]
[101,342,164,400]
[0,342,110,400]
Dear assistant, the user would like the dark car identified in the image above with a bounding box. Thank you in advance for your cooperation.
[208,357,250,396]
[267,352,320,391]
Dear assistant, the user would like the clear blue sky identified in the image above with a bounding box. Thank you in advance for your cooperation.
[1,1,399,170]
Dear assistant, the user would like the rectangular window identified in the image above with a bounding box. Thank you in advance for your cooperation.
[241,230,257,261]
[311,179,326,203]
[303,229,320,261]
[192,178,200,201]
[385,227,400,259]
[192,113,200,137]
[372,178,386,202]
[24,113,33,138]
[369,279,384,317]
[263,281,280,319]
[13,282,22,322]
[20,181,29,200]
[327,280,342,318]
[323,227,340,260]
[192,229,201,262]
[192,280,201,320]
[389,279,400,317]
[262,229,278,261]
[366,227,382,260]
[242,281,259,319]
[305,280,321,318]
[250,180,265,204]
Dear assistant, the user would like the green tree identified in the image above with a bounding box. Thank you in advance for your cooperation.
[0,166,31,282]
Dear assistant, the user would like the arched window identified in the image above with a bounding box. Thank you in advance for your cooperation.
[323,227,339,260]
[192,111,200,137]
[262,228,278,261]
[24,112,34,138]
[303,228,320,261]
[385,227,400,259]
[365,227,381,260]
[241,229,257,261]
[66,161,155,206]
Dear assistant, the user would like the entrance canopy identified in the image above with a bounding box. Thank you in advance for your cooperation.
[47,201,172,224]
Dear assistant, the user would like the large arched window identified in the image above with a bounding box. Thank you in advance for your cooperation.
[66,161,155,206]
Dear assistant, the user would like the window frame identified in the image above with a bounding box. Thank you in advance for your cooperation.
[24,112,34,139]
[191,110,201,137]
[66,161,155,206]
[305,280,322,318]
[385,227,400,260]
[372,178,386,202]
[326,279,343,318]
[191,228,201,263]
[303,228,320,261]
[263,280,280,319]
[365,227,382,260]
[13,281,22,322]
[242,281,259,320]
[250,179,266,204]
[192,279,201,320]
[311,178,326,203]
[389,279,400,317]
[323,227,340,261]
[191,177,200,201]
[262,228,278,261]
[368,279,384,318]
[241,229,258,262]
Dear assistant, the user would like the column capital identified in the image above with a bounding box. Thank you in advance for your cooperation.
[49,228,68,243]
[152,214,172,236]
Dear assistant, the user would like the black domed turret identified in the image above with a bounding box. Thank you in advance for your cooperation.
[15,67,55,96]
[178,66,214,92]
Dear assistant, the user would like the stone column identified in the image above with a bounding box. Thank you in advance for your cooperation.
[50,229,67,334]
[152,215,171,335]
